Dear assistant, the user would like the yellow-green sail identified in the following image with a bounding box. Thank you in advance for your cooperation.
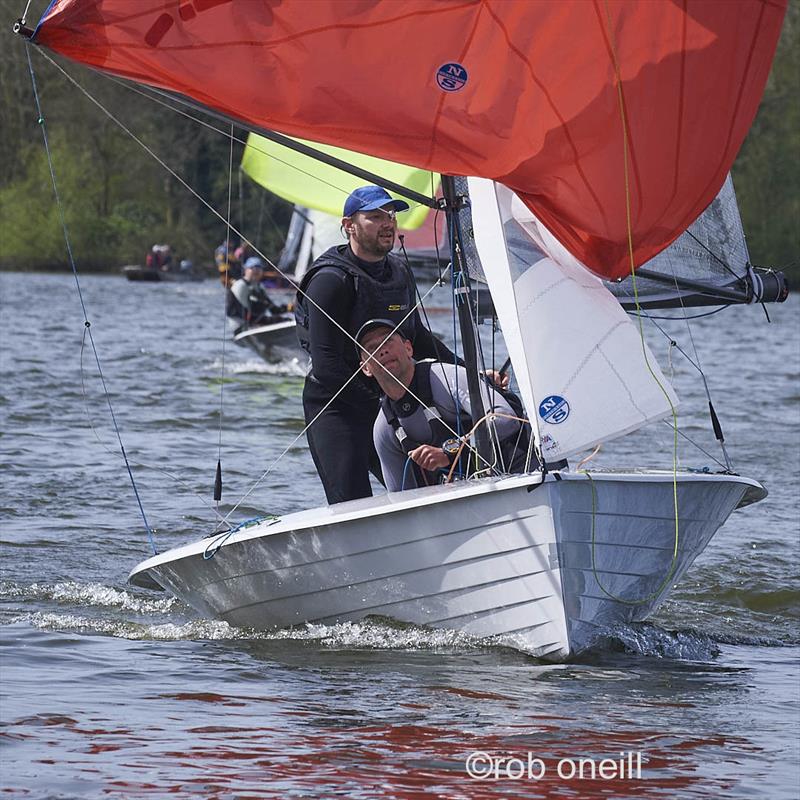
[241,133,437,230]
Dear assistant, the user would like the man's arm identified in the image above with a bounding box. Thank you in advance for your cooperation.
[430,363,520,441]
[373,414,417,492]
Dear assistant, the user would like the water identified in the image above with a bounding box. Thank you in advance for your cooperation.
[1,271,798,799]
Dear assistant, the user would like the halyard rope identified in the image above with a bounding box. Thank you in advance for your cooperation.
[26,46,157,554]
[592,1,680,605]
[215,124,237,507]
[77,328,231,527]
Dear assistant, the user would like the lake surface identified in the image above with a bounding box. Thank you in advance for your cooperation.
[1,271,798,799]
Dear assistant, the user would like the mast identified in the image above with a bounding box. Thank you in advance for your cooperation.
[441,175,494,471]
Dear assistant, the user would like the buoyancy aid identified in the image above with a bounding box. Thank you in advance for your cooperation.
[380,361,534,487]
[294,245,416,356]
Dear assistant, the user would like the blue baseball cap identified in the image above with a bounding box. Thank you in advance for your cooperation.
[343,186,410,217]
[244,256,265,270]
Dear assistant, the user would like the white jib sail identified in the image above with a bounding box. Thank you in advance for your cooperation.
[468,178,678,462]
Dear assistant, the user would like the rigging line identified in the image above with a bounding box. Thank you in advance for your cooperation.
[100,72,436,215]
[685,229,744,283]
[256,187,287,244]
[19,0,33,25]
[431,174,445,284]
[255,189,266,244]
[673,272,734,471]
[659,419,728,471]
[624,300,734,471]
[449,218,464,471]
[673,273,711,390]
[601,0,679,604]
[78,330,231,526]
[451,192,534,473]
[214,124,236,506]
[238,165,245,238]
[36,48,432,372]
[25,45,156,555]
[586,473,678,606]
[625,304,733,322]
[619,292,710,374]
[468,281,504,466]
[397,235,460,417]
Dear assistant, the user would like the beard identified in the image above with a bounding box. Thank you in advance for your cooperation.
[353,227,395,259]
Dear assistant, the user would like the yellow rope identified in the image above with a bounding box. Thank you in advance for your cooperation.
[584,2,681,604]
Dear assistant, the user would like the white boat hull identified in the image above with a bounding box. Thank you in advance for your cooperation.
[232,318,299,362]
[129,470,765,660]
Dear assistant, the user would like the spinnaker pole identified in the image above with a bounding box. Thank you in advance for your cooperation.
[634,266,789,305]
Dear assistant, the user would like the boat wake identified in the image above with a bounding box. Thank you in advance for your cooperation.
[1,580,176,614]
[8,610,737,663]
[592,623,722,662]
[4,580,793,658]
[212,356,306,376]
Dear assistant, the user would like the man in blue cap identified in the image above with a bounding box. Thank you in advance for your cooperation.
[294,185,459,504]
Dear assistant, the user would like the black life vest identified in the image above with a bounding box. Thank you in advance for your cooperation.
[246,285,283,321]
[380,361,535,487]
[294,245,416,357]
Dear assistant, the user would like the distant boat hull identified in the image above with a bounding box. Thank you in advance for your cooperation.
[232,317,300,363]
[122,265,204,282]
[129,470,765,660]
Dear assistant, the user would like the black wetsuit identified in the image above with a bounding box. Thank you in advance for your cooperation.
[295,244,458,504]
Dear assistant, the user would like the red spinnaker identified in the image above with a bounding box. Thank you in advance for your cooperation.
[33,0,785,279]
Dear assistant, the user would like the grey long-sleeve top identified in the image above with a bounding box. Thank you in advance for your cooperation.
[373,361,520,492]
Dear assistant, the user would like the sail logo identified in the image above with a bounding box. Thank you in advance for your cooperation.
[437,63,468,92]
[540,434,559,453]
[539,395,570,425]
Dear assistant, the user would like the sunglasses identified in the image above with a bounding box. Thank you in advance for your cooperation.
[356,207,399,221]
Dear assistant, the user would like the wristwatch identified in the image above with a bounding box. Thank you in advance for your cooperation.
[442,437,462,456]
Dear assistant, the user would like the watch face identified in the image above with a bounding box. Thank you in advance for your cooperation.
[442,437,461,455]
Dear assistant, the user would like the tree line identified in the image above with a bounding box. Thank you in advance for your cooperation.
[1,0,797,275]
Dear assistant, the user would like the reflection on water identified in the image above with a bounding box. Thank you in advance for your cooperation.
[3,620,796,799]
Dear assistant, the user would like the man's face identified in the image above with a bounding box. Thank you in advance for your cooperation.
[359,327,413,388]
[344,205,398,259]
[245,267,264,284]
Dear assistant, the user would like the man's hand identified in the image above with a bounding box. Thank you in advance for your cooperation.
[409,444,450,471]
[484,369,510,390]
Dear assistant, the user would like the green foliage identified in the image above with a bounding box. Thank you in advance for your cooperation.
[0,0,289,272]
[733,1,799,273]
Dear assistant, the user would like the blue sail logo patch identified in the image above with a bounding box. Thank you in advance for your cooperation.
[539,395,570,425]
[436,63,468,92]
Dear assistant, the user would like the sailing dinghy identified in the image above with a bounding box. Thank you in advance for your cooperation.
[21,0,788,659]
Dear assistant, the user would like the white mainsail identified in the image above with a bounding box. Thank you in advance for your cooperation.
[469,178,678,461]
